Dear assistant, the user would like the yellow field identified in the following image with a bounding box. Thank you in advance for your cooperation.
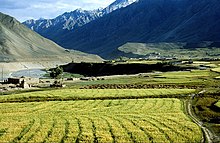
[0,89,195,103]
[212,67,220,73]
[212,67,220,79]
[0,98,202,142]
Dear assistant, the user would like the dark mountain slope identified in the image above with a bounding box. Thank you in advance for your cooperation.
[146,0,220,42]
[56,0,220,58]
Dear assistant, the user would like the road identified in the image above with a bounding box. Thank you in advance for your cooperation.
[185,91,217,143]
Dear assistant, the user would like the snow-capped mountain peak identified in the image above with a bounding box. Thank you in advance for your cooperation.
[22,0,138,39]
[103,0,137,14]
[23,0,137,31]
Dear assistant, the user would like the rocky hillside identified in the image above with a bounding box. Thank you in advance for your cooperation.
[0,12,102,62]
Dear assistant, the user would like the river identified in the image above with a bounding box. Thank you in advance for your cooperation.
[11,69,47,78]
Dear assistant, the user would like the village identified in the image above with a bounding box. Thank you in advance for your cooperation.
[0,76,41,91]
[0,75,106,92]
[0,59,214,92]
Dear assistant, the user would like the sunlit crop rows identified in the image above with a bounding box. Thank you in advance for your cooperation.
[0,98,202,142]
[212,67,220,73]
[0,89,195,102]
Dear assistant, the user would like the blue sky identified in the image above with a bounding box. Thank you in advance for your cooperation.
[0,0,115,22]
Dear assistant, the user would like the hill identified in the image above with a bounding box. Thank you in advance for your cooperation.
[52,0,220,59]
[0,12,102,62]
[118,42,220,59]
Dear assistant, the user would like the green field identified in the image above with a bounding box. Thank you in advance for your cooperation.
[0,98,202,142]
[74,70,217,87]
[1,61,220,142]
[215,101,220,108]
[0,89,195,103]
[211,66,220,79]
[212,68,220,73]
[118,42,220,59]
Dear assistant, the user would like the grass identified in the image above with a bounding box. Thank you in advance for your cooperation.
[73,69,219,88]
[0,89,195,103]
[44,72,84,78]
[0,98,202,142]
[1,60,219,142]
[212,68,220,73]
[62,72,84,78]
[192,95,220,139]
[158,70,210,78]
[215,101,220,108]
[0,129,6,137]
[118,42,220,59]
[124,60,161,64]
[211,65,220,79]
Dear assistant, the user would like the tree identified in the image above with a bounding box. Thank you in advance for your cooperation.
[50,66,63,79]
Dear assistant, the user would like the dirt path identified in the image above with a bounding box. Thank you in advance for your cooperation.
[185,91,215,143]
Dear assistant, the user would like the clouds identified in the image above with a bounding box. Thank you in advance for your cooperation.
[0,0,115,22]
[0,0,29,9]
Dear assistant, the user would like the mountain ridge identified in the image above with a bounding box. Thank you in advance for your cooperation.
[23,0,137,42]
[53,0,220,58]
[22,0,220,59]
[0,12,102,62]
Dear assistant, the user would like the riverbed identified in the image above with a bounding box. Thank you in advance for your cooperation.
[11,69,47,78]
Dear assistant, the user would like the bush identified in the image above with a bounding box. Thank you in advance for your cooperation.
[50,66,63,79]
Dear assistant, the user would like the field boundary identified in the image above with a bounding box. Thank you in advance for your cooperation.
[0,94,192,103]
[184,92,216,143]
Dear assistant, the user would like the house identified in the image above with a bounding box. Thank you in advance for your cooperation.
[7,77,39,88]
[7,78,23,84]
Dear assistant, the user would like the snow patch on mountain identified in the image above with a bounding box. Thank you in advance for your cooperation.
[103,0,137,14]
[23,0,138,31]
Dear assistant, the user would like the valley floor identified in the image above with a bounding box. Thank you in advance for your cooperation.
[0,59,220,142]
[0,90,202,143]
[0,61,68,80]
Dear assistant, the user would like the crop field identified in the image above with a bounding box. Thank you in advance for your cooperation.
[1,64,219,142]
[215,101,220,108]
[211,66,220,79]
[118,43,220,59]
[212,67,220,73]
[0,98,202,142]
[215,76,220,79]
[157,70,210,78]
[76,70,213,87]
[0,89,195,103]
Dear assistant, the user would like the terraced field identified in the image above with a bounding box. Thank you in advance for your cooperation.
[0,89,195,103]
[212,67,220,73]
[0,98,202,142]
[76,70,214,86]
[212,67,220,79]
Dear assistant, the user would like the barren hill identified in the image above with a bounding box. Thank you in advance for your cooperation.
[0,12,102,62]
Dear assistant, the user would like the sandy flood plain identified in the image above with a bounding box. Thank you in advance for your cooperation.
[0,61,68,80]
